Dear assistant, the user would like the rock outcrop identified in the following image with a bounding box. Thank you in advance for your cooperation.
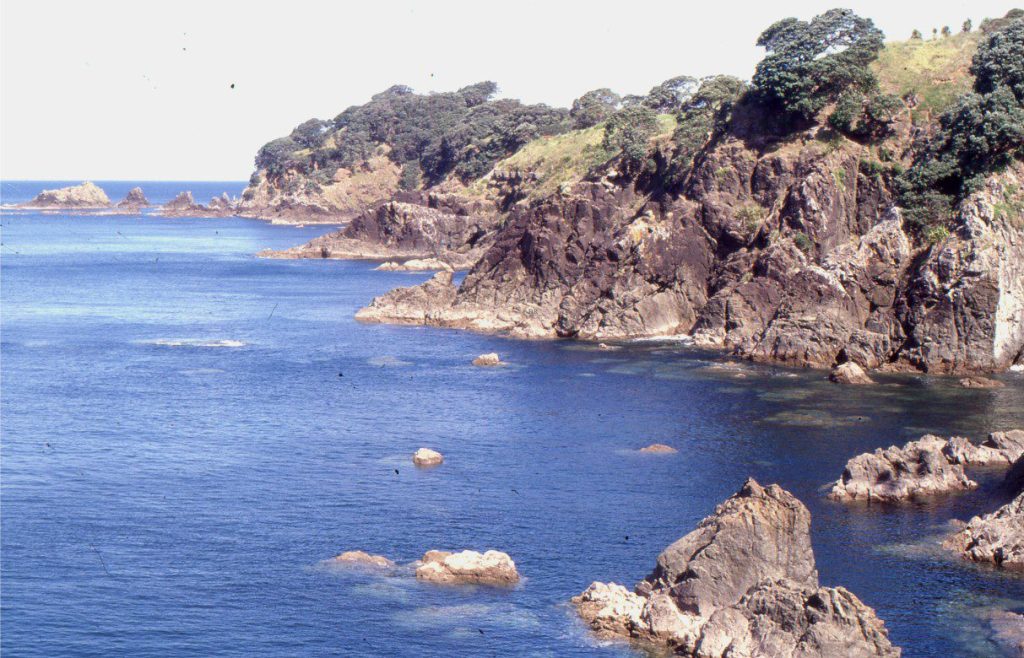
[20,181,111,208]
[412,448,443,467]
[831,431,1024,502]
[943,430,1024,467]
[944,491,1024,572]
[829,435,977,502]
[116,186,149,209]
[327,550,394,569]
[158,191,238,218]
[572,479,899,657]
[259,193,499,267]
[830,361,874,385]
[471,353,502,367]
[375,258,454,272]
[415,549,519,586]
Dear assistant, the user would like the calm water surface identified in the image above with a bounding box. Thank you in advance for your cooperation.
[2,181,1024,657]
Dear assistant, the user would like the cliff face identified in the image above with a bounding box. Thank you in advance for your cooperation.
[358,126,1024,373]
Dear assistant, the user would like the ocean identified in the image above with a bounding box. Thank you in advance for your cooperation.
[2,181,1023,657]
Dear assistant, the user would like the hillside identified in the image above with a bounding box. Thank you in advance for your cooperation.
[253,9,1024,375]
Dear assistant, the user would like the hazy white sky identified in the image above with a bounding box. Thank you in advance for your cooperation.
[1,1,1015,181]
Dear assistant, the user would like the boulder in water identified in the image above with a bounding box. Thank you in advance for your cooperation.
[415,549,519,586]
[412,448,443,467]
[472,353,503,366]
[829,361,874,385]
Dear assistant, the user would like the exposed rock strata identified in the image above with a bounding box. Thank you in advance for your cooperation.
[415,550,519,586]
[572,479,899,657]
[19,181,111,208]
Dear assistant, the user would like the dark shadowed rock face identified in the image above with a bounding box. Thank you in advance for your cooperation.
[355,131,1024,374]
[572,479,900,657]
[260,193,499,268]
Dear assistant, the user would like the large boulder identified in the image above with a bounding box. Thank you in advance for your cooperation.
[20,181,110,208]
[829,435,977,502]
[412,448,443,467]
[415,549,519,586]
[327,550,394,569]
[943,430,1024,467]
[830,361,874,385]
[573,479,899,657]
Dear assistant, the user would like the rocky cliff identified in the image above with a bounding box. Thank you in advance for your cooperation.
[268,14,1024,374]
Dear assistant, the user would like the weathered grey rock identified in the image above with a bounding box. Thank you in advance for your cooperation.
[20,181,111,208]
[572,479,899,657]
[415,549,519,586]
[987,609,1024,658]
[116,186,149,208]
[356,272,459,326]
[375,258,454,272]
[159,191,237,217]
[327,550,394,569]
[471,353,502,367]
[944,492,1024,572]
[943,430,1024,467]
[261,194,497,266]
[829,435,977,502]
[830,361,874,385]
[412,448,443,467]
[959,376,1005,389]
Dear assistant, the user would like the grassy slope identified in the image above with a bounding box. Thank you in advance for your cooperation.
[874,32,980,120]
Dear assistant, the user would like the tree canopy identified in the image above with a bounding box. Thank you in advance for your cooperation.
[752,8,884,125]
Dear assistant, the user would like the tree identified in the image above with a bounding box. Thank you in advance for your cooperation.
[962,19,972,32]
[942,26,952,37]
[911,29,923,40]
[753,9,885,125]
[971,17,1024,101]
[290,118,330,149]
[643,76,698,112]
[569,88,621,129]
[672,76,747,168]
[457,81,499,107]
[399,161,422,190]
[603,106,658,170]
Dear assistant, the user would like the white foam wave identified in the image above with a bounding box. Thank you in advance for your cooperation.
[141,338,246,348]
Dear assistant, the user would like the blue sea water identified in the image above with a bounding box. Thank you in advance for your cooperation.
[2,181,1024,657]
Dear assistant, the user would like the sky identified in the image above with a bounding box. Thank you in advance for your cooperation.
[1,0,1017,181]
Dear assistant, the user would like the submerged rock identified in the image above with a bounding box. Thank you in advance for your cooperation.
[986,609,1024,657]
[20,181,111,208]
[328,550,395,569]
[572,479,899,657]
[471,353,503,367]
[959,376,1005,389]
[944,492,1024,572]
[829,435,977,502]
[639,444,678,454]
[830,361,874,385]
[415,549,519,586]
[412,448,443,467]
